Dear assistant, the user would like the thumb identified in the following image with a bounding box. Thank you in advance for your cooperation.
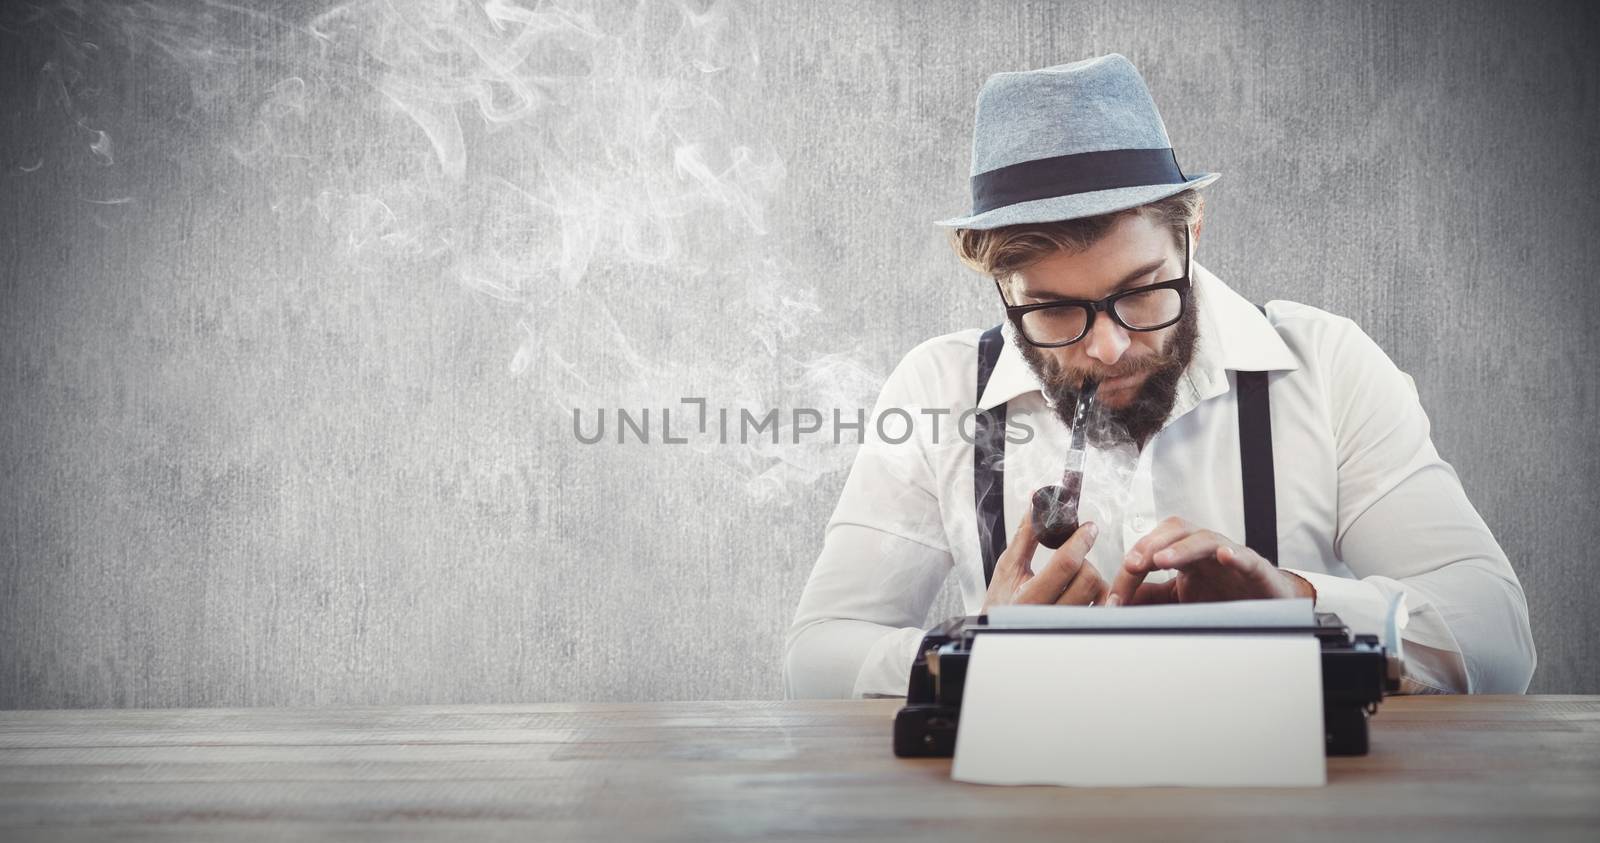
[1055,520,1098,565]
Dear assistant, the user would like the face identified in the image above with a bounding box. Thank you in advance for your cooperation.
[1002,213,1200,447]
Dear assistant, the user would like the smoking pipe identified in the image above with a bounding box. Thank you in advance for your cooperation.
[1031,379,1098,549]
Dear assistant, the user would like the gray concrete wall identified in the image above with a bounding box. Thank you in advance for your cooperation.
[2,0,1596,708]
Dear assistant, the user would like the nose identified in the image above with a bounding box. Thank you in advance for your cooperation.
[1081,309,1131,368]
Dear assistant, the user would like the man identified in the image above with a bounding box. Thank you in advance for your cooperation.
[784,54,1535,699]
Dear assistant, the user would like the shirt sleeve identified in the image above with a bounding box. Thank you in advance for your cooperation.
[1282,318,1536,694]
[784,346,955,699]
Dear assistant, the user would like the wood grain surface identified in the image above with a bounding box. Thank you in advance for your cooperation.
[2,695,1597,841]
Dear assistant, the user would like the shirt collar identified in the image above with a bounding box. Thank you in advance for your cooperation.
[975,260,1300,412]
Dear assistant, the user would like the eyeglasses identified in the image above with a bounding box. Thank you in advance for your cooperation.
[997,227,1193,348]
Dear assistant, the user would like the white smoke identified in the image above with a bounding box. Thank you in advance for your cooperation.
[11,0,889,503]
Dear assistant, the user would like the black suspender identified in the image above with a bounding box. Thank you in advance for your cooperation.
[974,326,1010,587]
[974,308,1278,586]
[1239,302,1279,566]
[1235,385,1278,564]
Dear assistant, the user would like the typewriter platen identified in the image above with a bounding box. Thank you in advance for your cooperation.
[893,611,1402,758]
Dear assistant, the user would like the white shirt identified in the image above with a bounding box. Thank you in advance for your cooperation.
[785,261,1536,698]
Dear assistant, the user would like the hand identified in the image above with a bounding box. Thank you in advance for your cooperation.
[1106,516,1316,606]
[981,493,1104,613]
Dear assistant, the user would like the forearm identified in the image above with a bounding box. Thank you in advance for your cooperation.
[1390,558,1534,693]
[785,518,952,699]
[785,619,927,699]
[1287,560,1534,693]
[1305,458,1536,693]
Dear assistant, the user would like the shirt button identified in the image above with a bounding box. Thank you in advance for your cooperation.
[1130,516,1149,533]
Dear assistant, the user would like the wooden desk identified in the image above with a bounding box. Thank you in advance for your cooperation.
[2,696,1596,841]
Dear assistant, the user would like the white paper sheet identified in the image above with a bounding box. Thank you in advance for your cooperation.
[986,597,1314,629]
[950,632,1325,787]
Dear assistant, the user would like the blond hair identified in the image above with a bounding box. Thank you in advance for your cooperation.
[949,190,1204,281]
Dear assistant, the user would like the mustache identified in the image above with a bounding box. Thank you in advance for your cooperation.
[1047,347,1180,387]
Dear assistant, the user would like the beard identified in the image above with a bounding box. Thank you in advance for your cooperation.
[1015,300,1200,450]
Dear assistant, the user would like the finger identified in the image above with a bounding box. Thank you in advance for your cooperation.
[1016,521,1097,604]
[1215,543,1262,570]
[1056,562,1105,606]
[1130,579,1179,605]
[1107,550,1147,607]
[997,495,1042,580]
[1122,516,1195,573]
[1216,544,1279,588]
[1147,531,1229,570]
[1111,518,1197,605]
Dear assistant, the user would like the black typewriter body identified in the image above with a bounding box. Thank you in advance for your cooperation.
[893,612,1399,759]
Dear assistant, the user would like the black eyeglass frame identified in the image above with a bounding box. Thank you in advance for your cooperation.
[996,226,1193,348]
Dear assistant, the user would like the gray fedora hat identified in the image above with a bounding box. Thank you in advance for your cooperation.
[936,53,1219,230]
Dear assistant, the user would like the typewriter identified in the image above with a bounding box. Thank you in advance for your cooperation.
[893,610,1403,758]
